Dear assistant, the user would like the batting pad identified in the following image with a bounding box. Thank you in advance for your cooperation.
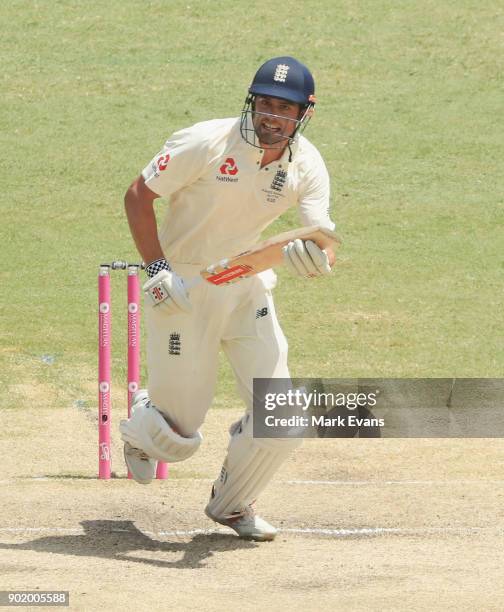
[206,414,301,518]
[119,402,202,463]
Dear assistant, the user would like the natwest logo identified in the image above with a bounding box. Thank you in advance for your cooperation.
[217,157,239,183]
[157,153,171,171]
[151,153,171,178]
[219,158,238,176]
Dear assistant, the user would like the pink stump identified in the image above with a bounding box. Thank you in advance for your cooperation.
[127,267,141,418]
[128,266,168,480]
[98,266,112,479]
[127,268,140,479]
[156,461,169,479]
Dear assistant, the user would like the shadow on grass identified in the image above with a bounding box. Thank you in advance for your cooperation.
[0,519,257,568]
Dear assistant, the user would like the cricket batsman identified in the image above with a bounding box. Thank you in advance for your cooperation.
[119,56,336,541]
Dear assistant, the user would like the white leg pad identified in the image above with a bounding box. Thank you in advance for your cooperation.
[206,414,301,518]
[119,402,202,463]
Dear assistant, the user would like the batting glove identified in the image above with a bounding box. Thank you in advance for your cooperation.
[282,239,331,278]
[143,269,192,316]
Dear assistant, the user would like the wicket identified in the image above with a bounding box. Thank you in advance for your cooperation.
[98,261,168,480]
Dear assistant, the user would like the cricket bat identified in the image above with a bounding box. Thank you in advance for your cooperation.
[185,225,340,290]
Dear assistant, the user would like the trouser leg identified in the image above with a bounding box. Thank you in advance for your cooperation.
[207,281,301,518]
[145,280,221,437]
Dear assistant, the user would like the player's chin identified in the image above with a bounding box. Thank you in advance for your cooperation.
[258,131,288,147]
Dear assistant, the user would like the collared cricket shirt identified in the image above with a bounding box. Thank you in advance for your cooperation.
[142,117,335,266]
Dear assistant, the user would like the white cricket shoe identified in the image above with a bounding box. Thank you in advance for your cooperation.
[123,390,156,484]
[123,442,156,484]
[205,504,277,542]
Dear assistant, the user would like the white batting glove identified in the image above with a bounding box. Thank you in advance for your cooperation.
[143,269,192,316]
[282,239,331,278]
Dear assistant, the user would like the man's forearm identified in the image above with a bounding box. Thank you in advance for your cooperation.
[124,184,165,265]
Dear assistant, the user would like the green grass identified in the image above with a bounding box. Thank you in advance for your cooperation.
[1,0,503,412]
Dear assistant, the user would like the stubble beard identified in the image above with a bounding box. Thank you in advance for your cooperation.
[252,114,295,148]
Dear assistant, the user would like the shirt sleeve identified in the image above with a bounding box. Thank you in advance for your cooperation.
[297,151,336,231]
[141,124,209,198]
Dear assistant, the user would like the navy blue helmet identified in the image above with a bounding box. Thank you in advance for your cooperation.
[240,56,316,150]
[248,56,316,107]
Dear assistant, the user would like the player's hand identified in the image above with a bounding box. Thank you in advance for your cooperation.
[282,239,332,278]
[143,269,192,315]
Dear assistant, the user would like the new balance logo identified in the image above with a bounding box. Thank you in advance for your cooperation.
[273,64,290,82]
[271,169,287,192]
[256,307,269,319]
[169,333,181,355]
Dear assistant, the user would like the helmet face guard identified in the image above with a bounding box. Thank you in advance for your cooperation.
[240,95,315,150]
[240,56,316,150]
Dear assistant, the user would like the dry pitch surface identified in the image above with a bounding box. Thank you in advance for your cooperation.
[2,401,504,611]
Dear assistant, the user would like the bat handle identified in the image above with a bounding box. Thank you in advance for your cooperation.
[183,276,203,293]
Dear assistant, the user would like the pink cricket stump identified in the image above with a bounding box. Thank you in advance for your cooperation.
[98,261,168,480]
[127,265,168,480]
[98,266,112,479]
[156,460,169,479]
[127,266,141,418]
[127,267,140,479]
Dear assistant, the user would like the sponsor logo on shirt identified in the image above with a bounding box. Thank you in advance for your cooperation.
[151,153,171,178]
[216,157,239,182]
[157,154,171,171]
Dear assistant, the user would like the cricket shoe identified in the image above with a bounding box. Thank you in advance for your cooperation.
[123,442,156,484]
[205,504,277,542]
[123,390,157,484]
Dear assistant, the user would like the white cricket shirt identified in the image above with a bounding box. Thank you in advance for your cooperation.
[142,117,335,266]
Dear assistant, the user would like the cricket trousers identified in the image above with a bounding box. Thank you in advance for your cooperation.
[145,263,290,437]
[145,263,302,514]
